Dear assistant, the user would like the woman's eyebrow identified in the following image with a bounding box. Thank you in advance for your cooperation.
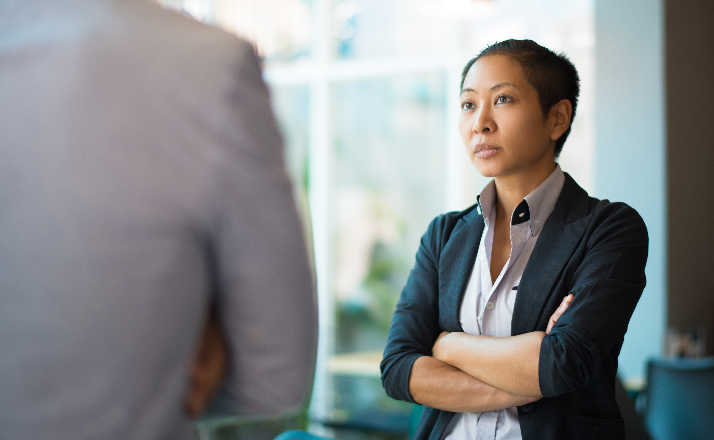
[491,81,518,91]
[460,82,519,95]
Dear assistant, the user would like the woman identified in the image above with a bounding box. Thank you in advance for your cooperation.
[380,39,648,440]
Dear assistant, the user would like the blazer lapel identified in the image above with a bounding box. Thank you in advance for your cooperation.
[511,174,590,335]
[438,208,485,331]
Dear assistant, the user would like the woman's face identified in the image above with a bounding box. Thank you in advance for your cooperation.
[459,54,558,179]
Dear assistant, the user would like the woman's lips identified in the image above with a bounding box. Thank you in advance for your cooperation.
[474,145,500,159]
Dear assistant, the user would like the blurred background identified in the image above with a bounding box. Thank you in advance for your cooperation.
[156,0,712,438]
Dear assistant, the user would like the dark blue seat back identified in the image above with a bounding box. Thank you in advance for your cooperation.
[274,430,333,440]
[644,357,714,440]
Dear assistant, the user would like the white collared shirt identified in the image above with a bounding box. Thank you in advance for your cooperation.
[444,165,565,440]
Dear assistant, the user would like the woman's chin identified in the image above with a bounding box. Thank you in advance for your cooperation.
[471,160,502,178]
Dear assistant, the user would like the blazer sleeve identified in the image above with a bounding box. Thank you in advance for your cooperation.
[380,215,444,403]
[538,202,649,398]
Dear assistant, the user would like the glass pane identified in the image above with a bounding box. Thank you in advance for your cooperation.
[269,85,313,257]
[312,74,447,430]
[158,0,315,64]
[332,0,592,61]
[330,75,447,354]
[271,86,311,195]
[332,0,458,60]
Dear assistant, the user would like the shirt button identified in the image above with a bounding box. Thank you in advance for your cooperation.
[486,301,495,311]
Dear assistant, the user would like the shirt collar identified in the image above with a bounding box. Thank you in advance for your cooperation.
[523,164,565,236]
[476,179,497,224]
[476,164,565,236]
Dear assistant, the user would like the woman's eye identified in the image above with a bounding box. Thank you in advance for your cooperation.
[461,101,474,112]
[495,95,512,104]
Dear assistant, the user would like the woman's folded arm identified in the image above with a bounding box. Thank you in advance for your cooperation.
[409,355,539,412]
[432,331,545,398]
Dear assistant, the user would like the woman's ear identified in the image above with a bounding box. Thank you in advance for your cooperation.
[548,99,573,142]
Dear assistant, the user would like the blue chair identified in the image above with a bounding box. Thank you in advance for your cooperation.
[274,430,334,440]
[643,356,714,440]
[409,404,424,439]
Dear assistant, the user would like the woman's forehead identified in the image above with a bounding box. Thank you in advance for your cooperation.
[462,55,528,92]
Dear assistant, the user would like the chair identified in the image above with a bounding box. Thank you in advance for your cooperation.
[274,430,334,440]
[643,356,714,440]
[409,404,424,439]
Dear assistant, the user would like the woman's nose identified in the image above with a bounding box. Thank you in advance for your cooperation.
[472,107,495,134]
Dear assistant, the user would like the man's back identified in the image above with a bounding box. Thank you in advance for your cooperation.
[0,1,317,439]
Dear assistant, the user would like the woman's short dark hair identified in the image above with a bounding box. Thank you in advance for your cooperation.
[460,39,580,157]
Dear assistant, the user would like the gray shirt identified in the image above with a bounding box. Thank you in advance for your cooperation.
[0,1,317,439]
[444,165,565,440]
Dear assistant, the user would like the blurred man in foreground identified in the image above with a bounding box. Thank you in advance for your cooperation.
[0,1,317,439]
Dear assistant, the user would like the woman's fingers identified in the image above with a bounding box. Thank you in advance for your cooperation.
[546,293,574,334]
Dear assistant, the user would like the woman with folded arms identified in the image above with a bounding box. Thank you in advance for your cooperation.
[381,39,648,440]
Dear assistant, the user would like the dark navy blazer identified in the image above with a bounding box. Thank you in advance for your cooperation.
[380,173,648,440]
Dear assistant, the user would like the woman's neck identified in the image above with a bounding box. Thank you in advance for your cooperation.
[493,160,557,221]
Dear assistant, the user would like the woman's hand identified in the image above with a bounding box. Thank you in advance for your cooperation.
[432,331,458,363]
[546,293,574,334]
[432,331,448,359]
